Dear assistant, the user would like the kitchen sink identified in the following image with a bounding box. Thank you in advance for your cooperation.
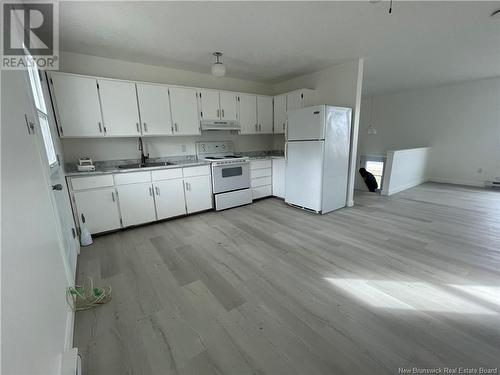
[118,161,175,169]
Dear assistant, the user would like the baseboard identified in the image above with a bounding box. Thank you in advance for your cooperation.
[428,177,485,187]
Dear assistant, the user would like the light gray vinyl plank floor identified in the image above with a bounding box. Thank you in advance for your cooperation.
[74,183,500,375]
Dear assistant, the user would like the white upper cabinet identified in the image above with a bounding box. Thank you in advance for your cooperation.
[273,94,287,134]
[219,92,238,121]
[169,87,200,135]
[51,73,103,137]
[98,79,141,137]
[199,89,220,120]
[136,83,173,135]
[286,90,304,112]
[238,94,258,134]
[257,96,273,134]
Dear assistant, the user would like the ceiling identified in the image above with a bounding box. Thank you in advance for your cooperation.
[60,1,500,94]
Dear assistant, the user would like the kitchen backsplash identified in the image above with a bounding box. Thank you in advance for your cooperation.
[61,132,285,163]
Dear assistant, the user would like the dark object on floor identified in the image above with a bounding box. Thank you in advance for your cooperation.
[359,168,378,192]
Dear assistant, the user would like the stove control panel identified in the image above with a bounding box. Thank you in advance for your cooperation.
[196,141,234,157]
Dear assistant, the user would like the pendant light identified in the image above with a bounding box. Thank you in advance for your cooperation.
[211,52,226,77]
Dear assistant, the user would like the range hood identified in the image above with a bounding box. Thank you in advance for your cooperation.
[201,119,241,131]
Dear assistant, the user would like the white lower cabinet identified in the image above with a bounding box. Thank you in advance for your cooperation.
[272,158,286,199]
[74,188,121,234]
[117,182,157,227]
[250,159,272,200]
[153,179,187,220]
[184,175,213,213]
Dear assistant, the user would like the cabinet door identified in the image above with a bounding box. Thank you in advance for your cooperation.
[117,183,156,227]
[184,175,213,214]
[273,94,286,134]
[220,92,238,121]
[199,89,220,120]
[98,79,141,137]
[169,87,201,135]
[238,94,258,134]
[257,96,273,134]
[153,179,187,220]
[136,83,173,135]
[51,73,103,137]
[286,91,304,112]
[74,188,121,234]
[272,158,286,198]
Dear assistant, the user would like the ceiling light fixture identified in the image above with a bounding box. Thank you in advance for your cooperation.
[211,52,226,77]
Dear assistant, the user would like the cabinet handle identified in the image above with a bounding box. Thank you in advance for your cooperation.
[174,123,178,132]
[221,109,225,118]
[185,181,190,191]
[259,124,262,131]
[144,123,148,132]
[216,109,220,118]
[103,126,107,134]
[282,122,285,130]
[155,186,160,196]
[111,192,115,202]
[98,122,102,133]
[149,187,153,196]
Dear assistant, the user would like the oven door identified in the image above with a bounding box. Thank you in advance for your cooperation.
[212,162,250,194]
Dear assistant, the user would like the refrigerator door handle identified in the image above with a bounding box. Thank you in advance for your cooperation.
[285,142,288,161]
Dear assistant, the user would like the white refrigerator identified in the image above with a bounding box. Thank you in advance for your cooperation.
[285,105,352,214]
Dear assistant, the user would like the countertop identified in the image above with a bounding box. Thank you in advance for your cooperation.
[65,159,210,178]
[65,150,285,178]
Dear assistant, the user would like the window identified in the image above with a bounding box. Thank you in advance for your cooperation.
[27,64,58,167]
[365,160,384,188]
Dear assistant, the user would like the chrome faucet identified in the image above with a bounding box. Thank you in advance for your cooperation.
[138,137,149,165]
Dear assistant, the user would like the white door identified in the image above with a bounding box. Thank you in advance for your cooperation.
[272,158,286,198]
[285,141,324,212]
[169,87,201,135]
[98,79,141,136]
[136,83,173,135]
[117,183,157,227]
[50,73,103,137]
[3,70,74,375]
[287,105,326,141]
[238,94,257,134]
[153,179,187,219]
[220,92,238,121]
[257,96,273,134]
[286,90,304,112]
[74,188,121,234]
[273,94,287,134]
[184,175,213,213]
[199,89,220,120]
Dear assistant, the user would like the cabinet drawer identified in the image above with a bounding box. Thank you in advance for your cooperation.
[251,168,271,179]
[183,165,210,177]
[70,174,114,191]
[151,168,183,181]
[114,171,151,185]
[252,185,272,200]
[250,159,271,170]
[251,176,272,187]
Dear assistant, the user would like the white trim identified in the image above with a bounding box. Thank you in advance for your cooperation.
[428,177,485,188]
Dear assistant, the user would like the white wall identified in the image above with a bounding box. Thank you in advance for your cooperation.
[381,147,430,196]
[58,52,277,162]
[359,77,500,187]
[61,132,275,162]
[272,59,365,206]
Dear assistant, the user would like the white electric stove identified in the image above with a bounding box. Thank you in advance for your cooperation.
[196,141,252,211]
